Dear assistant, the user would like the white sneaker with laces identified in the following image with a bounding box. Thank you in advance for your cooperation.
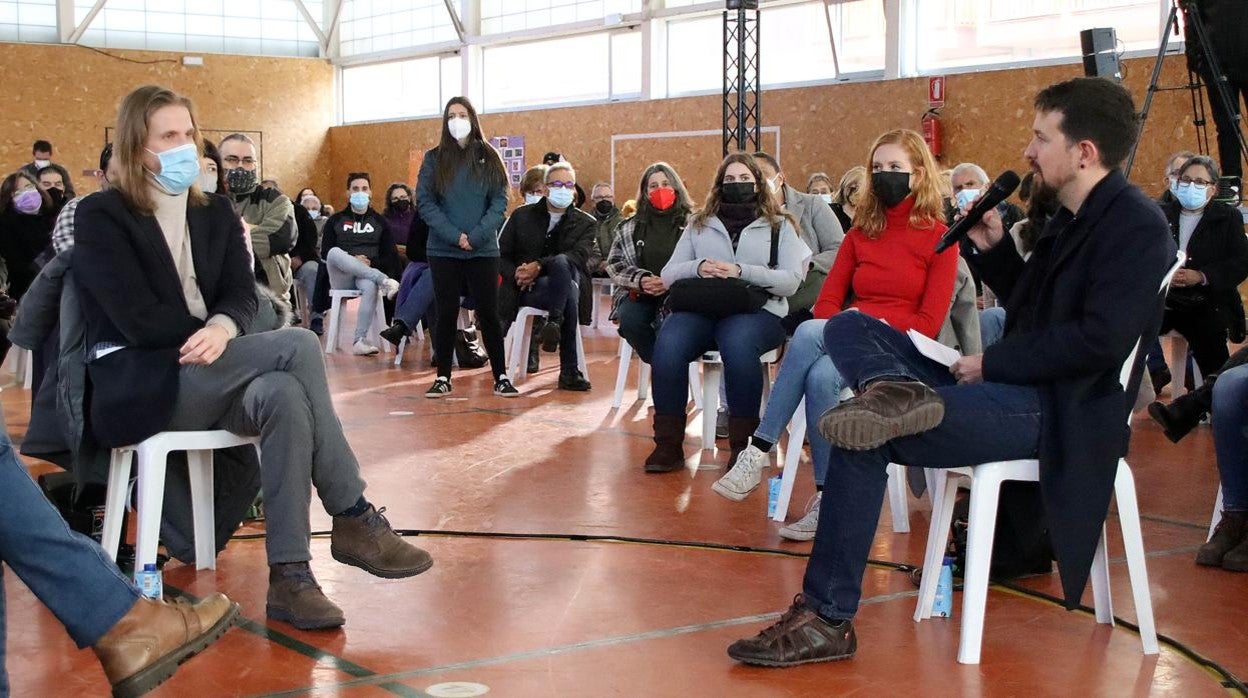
[381,278,401,300]
[778,492,822,541]
[352,339,380,356]
[712,445,768,502]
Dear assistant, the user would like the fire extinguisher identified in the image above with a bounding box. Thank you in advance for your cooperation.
[922,108,942,159]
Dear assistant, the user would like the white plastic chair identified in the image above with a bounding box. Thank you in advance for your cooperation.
[101,430,261,576]
[699,349,779,451]
[2,346,34,390]
[1209,486,1224,541]
[504,306,588,384]
[611,337,704,410]
[590,278,615,328]
[912,251,1183,665]
[324,288,390,354]
[1164,332,1202,396]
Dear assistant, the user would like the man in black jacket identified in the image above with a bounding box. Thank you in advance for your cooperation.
[499,161,594,391]
[726,77,1176,667]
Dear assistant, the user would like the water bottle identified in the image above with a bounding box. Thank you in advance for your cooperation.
[932,554,955,618]
[136,563,163,600]
[766,476,782,518]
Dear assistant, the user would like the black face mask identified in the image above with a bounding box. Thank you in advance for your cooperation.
[594,199,615,217]
[871,171,911,209]
[391,199,411,212]
[48,188,66,206]
[720,182,758,205]
[226,167,257,193]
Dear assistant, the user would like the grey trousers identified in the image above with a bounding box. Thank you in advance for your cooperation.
[326,247,386,342]
[167,327,367,564]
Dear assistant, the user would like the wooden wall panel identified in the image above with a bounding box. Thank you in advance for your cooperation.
[0,42,335,197]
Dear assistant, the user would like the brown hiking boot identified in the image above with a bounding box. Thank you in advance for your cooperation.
[93,593,239,698]
[726,594,857,667]
[816,380,944,451]
[267,563,345,630]
[645,414,687,473]
[331,505,433,578]
[1197,511,1248,567]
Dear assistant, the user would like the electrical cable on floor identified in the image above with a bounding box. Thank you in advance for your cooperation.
[228,525,1246,694]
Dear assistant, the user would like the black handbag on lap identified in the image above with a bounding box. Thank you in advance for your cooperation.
[666,222,779,319]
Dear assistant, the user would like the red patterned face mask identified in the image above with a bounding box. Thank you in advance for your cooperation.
[648,187,676,211]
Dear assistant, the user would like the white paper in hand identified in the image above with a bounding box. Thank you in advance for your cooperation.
[908,329,961,367]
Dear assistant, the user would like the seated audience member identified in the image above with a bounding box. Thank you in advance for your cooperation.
[949,162,1027,298]
[498,161,595,391]
[52,144,119,255]
[290,192,324,332]
[21,139,53,178]
[380,204,436,347]
[805,172,835,206]
[260,178,279,192]
[1194,364,1248,571]
[607,162,695,364]
[542,151,586,208]
[725,77,1175,667]
[317,172,403,355]
[200,139,226,194]
[0,409,238,696]
[644,152,810,473]
[519,164,549,207]
[586,181,622,278]
[754,152,844,325]
[1154,155,1248,380]
[0,171,56,301]
[220,133,296,303]
[37,163,75,215]
[73,84,432,632]
[713,131,959,531]
[829,166,866,233]
[383,183,416,248]
[1159,150,1197,206]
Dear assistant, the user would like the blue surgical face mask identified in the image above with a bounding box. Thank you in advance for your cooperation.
[145,143,200,194]
[1168,177,1181,200]
[349,191,370,210]
[307,209,321,220]
[547,187,575,209]
[819,193,833,205]
[1175,181,1210,211]
[524,193,543,206]
[955,188,981,210]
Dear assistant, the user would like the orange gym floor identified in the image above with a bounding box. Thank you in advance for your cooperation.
[1,326,1243,697]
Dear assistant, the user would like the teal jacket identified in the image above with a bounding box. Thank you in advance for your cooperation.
[416,146,509,259]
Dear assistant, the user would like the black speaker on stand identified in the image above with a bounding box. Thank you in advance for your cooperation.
[1081,27,1122,81]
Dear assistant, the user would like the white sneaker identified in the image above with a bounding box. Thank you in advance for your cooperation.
[381,278,401,300]
[352,339,380,356]
[778,492,822,541]
[712,445,768,502]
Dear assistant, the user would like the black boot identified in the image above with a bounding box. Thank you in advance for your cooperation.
[1197,511,1248,567]
[645,414,687,473]
[527,321,542,373]
[379,320,410,347]
[727,416,760,468]
[539,314,562,353]
[1147,385,1211,444]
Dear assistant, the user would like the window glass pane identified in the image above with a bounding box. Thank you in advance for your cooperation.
[917,0,1160,72]
[611,30,642,97]
[342,56,443,123]
[480,0,642,34]
[666,15,720,94]
[441,54,461,106]
[830,0,886,74]
[338,0,458,57]
[759,2,836,85]
[70,0,318,57]
[483,33,611,109]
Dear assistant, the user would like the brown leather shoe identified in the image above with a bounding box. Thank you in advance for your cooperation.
[816,380,944,451]
[726,594,857,667]
[93,593,238,698]
[645,414,687,473]
[331,505,433,579]
[1197,511,1248,567]
[267,563,346,630]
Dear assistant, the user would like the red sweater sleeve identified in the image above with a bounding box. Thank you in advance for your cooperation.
[812,232,856,319]
[903,243,959,338]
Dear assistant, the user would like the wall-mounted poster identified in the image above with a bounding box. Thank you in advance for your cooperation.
[490,135,525,188]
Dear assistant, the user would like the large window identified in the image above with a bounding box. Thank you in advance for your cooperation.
[342,54,460,123]
[829,0,886,75]
[483,32,640,110]
[0,0,57,43]
[479,0,641,34]
[73,0,323,56]
[339,0,458,58]
[916,0,1161,72]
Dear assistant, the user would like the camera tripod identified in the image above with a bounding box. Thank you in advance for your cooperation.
[1126,0,1247,203]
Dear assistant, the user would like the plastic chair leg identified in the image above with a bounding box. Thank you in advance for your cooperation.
[187,449,217,571]
[701,363,722,450]
[915,470,959,621]
[887,463,910,533]
[101,448,135,563]
[324,296,343,354]
[774,400,805,522]
[957,471,1004,665]
[133,444,171,580]
[1114,461,1159,654]
[613,340,632,409]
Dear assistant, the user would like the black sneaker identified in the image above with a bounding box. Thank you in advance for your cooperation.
[309,317,323,335]
[494,376,520,397]
[558,371,592,392]
[379,320,410,347]
[425,377,452,398]
[539,317,562,353]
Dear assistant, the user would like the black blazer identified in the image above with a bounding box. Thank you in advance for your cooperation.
[497,201,596,324]
[1161,198,1248,320]
[971,170,1176,607]
[73,188,258,448]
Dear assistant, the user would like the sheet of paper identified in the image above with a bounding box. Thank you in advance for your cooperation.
[908,329,961,367]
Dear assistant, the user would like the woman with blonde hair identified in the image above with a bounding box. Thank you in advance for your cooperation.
[830,165,866,232]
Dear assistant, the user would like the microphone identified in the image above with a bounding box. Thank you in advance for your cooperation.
[935,170,1022,253]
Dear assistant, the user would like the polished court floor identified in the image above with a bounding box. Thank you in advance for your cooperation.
[1,325,1243,697]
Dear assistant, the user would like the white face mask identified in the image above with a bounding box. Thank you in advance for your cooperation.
[34,159,50,169]
[524,193,543,206]
[819,193,833,205]
[447,117,472,142]
[199,172,218,193]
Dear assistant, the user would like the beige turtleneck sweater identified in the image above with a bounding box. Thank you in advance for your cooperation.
[149,179,238,338]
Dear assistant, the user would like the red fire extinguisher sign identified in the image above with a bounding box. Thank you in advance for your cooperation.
[928,76,946,108]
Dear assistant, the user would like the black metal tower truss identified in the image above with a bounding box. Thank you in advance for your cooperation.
[723,4,761,156]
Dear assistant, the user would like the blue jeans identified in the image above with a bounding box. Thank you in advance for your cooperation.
[616,295,664,364]
[802,311,1041,620]
[0,432,139,692]
[519,254,580,372]
[1213,364,1248,511]
[755,319,841,485]
[395,262,435,332]
[980,307,1006,349]
[651,310,786,417]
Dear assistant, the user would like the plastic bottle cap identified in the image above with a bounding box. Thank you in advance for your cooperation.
[143,563,157,571]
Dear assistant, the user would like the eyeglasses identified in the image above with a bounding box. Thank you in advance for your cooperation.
[1178,177,1214,187]
[547,181,576,190]
[223,156,257,167]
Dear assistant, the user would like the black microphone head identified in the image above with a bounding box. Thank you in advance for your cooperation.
[989,170,1022,197]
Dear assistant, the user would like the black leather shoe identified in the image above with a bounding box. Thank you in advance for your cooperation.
[1149,365,1172,393]
[727,594,857,667]
[379,320,410,347]
[539,316,562,353]
[1198,511,1248,567]
[1147,398,1205,444]
[558,371,592,392]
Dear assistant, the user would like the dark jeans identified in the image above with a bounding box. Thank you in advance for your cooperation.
[519,254,580,372]
[395,262,436,333]
[0,430,139,693]
[1213,364,1248,511]
[616,295,664,364]
[428,256,508,379]
[802,311,1041,620]
[650,310,785,417]
[1161,305,1230,379]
